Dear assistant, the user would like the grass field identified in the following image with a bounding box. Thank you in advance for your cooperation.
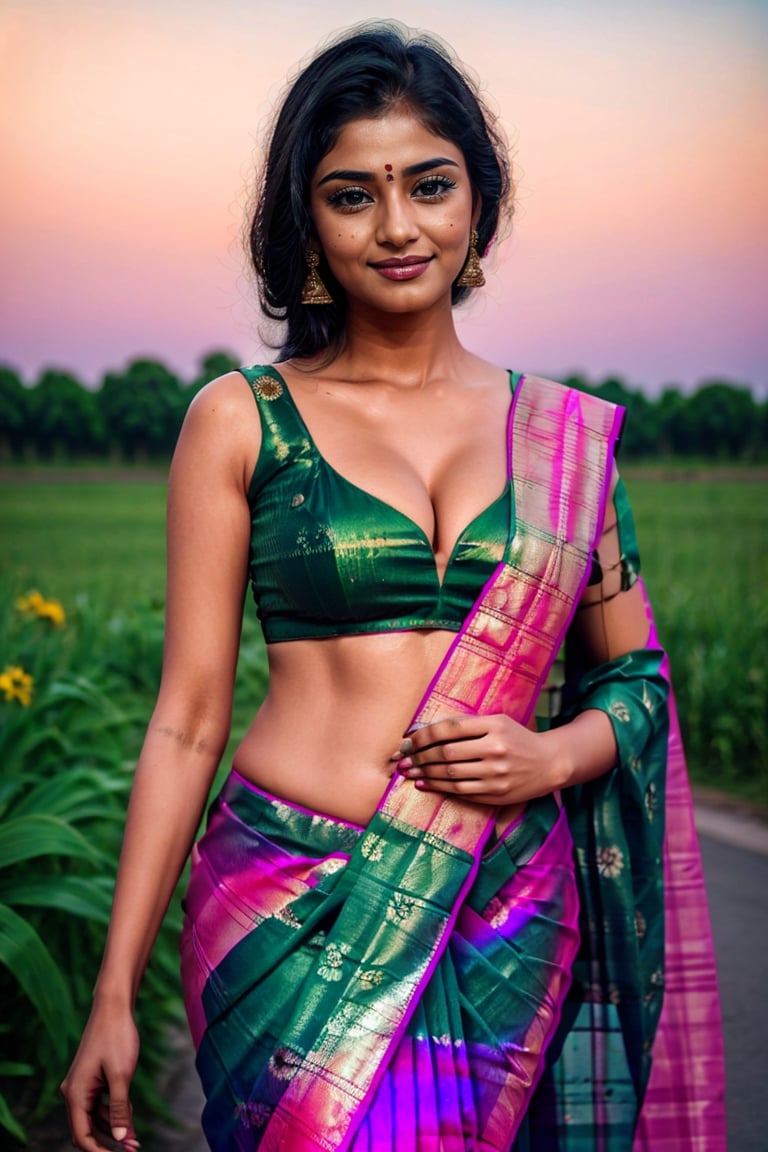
[1,474,766,798]
[1,480,168,607]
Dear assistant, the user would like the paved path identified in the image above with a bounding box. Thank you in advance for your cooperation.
[699,830,768,1152]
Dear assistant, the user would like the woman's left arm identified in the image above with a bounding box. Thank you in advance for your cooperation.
[395,468,667,804]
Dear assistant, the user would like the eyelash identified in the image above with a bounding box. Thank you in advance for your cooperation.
[326,186,371,212]
[326,174,458,212]
[414,175,457,200]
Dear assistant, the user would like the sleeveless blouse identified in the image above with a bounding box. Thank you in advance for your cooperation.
[241,365,517,643]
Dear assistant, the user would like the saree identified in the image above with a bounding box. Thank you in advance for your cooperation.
[181,376,724,1150]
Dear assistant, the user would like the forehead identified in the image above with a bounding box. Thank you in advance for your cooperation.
[315,109,464,173]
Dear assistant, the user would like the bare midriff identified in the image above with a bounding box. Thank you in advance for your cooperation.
[232,628,527,831]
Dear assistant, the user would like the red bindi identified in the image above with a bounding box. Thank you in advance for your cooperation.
[384,163,394,182]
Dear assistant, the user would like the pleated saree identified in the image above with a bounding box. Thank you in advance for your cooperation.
[180,376,725,1151]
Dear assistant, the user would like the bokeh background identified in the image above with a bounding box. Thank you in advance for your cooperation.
[2,4,768,1149]
[2,0,767,394]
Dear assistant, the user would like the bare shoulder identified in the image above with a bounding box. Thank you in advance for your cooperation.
[174,370,262,491]
[461,352,511,391]
[185,370,256,423]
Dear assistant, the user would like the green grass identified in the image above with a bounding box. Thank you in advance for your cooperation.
[1,481,168,607]
[625,478,767,799]
[1,475,766,800]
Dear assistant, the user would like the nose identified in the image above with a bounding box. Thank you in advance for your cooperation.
[375,189,419,248]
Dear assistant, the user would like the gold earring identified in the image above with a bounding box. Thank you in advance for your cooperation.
[456,229,485,288]
[301,249,333,305]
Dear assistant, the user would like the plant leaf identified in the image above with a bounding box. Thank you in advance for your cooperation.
[0,875,114,922]
[0,815,103,869]
[0,1061,34,1075]
[0,903,76,1057]
[0,1089,27,1142]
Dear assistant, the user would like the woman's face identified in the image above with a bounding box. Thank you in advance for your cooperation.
[309,107,478,316]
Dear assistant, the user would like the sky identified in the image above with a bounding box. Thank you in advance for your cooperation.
[1,0,767,395]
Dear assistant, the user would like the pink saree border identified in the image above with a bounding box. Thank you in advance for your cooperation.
[633,584,727,1150]
[324,376,624,1151]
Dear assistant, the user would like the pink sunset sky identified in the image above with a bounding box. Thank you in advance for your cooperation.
[1,0,766,395]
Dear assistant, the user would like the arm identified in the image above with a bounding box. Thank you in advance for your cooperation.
[394,469,666,803]
[61,373,257,1151]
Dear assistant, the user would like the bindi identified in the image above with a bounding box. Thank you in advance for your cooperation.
[384,163,394,182]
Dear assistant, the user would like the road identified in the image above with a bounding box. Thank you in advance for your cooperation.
[699,814,768,1152]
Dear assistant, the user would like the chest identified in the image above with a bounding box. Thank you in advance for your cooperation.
[286,382,511,558]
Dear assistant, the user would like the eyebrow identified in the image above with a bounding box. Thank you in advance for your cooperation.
[316,157,460,187]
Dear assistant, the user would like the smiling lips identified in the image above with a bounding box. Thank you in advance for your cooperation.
[370,256,433,281]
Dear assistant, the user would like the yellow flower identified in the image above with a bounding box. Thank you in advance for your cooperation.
[0,665,34,707]
[15,591,45,615]
[35,599,66,626]
[15,590,66,627]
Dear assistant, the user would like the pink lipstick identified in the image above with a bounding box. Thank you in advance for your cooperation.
[370,256,432,281]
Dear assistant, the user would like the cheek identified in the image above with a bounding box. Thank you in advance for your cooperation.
[322,230,364,267]
[433,208,471,244]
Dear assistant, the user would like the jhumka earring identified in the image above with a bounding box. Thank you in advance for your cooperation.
[300,250,333,305]
[456,229,485,288]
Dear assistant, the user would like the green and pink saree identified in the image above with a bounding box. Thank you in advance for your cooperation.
[181,376,725,1150]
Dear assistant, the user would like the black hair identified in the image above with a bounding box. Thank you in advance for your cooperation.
[249,21,513,361]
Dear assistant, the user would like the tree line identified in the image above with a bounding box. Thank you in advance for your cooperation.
[0,352,766,463]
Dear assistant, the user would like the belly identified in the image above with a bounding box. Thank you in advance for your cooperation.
[232,630,452,823]
[231,630,528,829]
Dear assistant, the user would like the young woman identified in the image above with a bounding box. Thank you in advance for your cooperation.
[61,23,725,1152]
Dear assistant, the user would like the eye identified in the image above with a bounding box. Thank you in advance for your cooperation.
[326,186,373,212]
[413,175,458,201]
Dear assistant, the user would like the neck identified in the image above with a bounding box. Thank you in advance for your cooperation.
[331,298,471,389]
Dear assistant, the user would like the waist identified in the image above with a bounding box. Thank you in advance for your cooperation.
[233,720,403,826]
[234,630,452,821]
[213,770,555,864]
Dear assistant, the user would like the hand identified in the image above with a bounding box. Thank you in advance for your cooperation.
[60,1002,140,1152]
[392,713,566,806]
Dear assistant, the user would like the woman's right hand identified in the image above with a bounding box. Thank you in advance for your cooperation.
[60,1000,140,1151]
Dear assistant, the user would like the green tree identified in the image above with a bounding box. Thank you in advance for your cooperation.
[0,365,29,461]
[758,397,768,461]
[98,358,183,461]
[656,387,690,456]
[685,381,758,459]
[27,370,103,460]
[192,350,241,394]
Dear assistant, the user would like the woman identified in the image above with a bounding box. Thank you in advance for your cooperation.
[61,23,725,1152]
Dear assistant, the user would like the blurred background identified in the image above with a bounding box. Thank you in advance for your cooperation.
[1,2,766,1148]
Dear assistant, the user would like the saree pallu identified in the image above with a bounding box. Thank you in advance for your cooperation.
[517,515,726,1148]
[181,776,579,1151]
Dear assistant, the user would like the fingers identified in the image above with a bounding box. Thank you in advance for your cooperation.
[393,716,485,763]
[404,715,482,751]
[390,714,520,802]
[61,1071,109,1152]
[397,739,496,789]
[400,742,483,774]
[61,1075,138,1152]
[107,1087,135,1145]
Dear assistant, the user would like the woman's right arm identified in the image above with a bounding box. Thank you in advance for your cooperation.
[61,373,258,1151]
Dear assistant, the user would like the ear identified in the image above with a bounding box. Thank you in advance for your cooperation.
[471,193,482,232]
